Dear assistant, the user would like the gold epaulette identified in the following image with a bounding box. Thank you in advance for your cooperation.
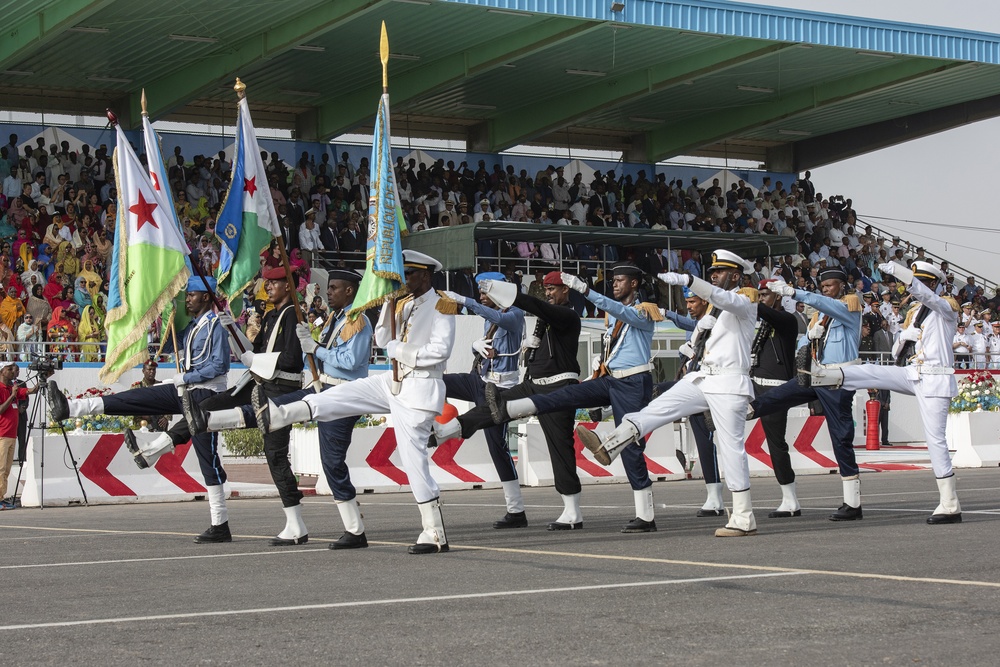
[942,296,960,312]
[395,294,414,315]
[635,301,665,322]
[842,294,862,312]
[902,306,920,329]
[808,311,821,329]
[338,314,367,343]
[434,291,461,315]
[738,287,759,303]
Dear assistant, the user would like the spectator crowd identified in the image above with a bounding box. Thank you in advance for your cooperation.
[1,129,996,369]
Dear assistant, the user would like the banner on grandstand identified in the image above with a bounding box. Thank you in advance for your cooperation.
[214,95,280,314]
[101,125,191,384]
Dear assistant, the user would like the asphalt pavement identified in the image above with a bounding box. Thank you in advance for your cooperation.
[1,468,999,665]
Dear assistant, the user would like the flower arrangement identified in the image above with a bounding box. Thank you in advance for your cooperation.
[950,371,1000,413]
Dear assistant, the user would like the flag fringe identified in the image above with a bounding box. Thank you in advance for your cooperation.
[100,268,190,385]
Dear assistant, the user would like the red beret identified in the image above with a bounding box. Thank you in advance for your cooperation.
[542,271,564,286]
[262,267,287,280]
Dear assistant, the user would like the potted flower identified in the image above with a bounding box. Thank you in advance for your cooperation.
[947,371,1000,467]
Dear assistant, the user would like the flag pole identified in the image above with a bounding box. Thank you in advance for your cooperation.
[380,21,401,389]
[233,79,321,392]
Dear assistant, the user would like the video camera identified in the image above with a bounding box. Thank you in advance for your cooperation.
[28,353,63,374]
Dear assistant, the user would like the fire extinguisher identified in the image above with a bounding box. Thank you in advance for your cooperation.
[865,390,881,451]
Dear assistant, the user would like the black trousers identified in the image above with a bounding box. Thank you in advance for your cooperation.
[101,384,226,486]
[444,373,517,482]
[459,378,579,495]
[753,381,794,486]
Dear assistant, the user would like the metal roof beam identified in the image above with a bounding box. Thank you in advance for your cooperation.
[301,17,602,142]
[645,57,967,162]
[486,39,794,152]
[129,0,384,126]
[0,0,116,71]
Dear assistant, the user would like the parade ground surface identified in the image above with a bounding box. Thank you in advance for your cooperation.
[3,469,999,666]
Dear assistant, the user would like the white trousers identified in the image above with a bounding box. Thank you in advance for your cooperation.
[840,365,952,478]
[304,373,441,503]
[624,379,752,491]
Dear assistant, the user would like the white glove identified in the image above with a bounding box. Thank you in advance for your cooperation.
[218,312,236,327]
[878,262,895,276]
[240,350,254,367]
[899,326,921,343]
[478,279,496,295]
[678,342,694,358]
[807,324,825,340]
[772,282,796,297]
[296,322,318,354]
[471,339,493,357]
[168,374,187,386]
[385,340,400,359]
[440,290,465,304]
[696,315,717,332]
[560,272,588,293]
[657,272,690,286]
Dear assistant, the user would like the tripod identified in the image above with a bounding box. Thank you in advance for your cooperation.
[11,374,88,509]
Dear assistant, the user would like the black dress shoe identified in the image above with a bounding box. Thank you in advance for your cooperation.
[493,511,528,529]
[407,542,449,554]
[546,521,583,531]
[183,392,207,433]
[251,384,270,433]
[696,508,725,517]
[330,532,369,549]
[881,442,893,448]
[269,534,308,546]
[484,383,509,424]
[768,509,802,518]
[621,517,657,533]
[47,381,69,422]
[829,504,863,521]
[194,522,232,543]
[926,512,962,525]
[587,408,606,422]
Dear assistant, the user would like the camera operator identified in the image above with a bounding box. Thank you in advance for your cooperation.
[0,363,40,509]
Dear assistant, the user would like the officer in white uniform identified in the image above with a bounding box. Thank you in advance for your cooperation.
[809,261,963,524]
[988,321,1000,369]
[256,250,458,554]
[576,250,760,538]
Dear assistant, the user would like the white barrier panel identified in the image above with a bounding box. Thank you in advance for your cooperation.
[19,434,209,507]
[290,427,502,494]
[516,420,686,487]
[948,412,1000,468]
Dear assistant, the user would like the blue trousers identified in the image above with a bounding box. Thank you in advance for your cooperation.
[443,373,517,482]
[246,386,361,501]
[102,385,226,486]
[655,381,720,484]
[750,379,858,477]
[530,374,652,491]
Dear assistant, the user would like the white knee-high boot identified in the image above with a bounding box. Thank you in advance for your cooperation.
[408,498,448,554]
[702,482,725,511]
[502,480,525,513]
[207,484,228,525]
[269,400,313,431]
[207,409,245,432]
[928,475,962,524]
[69,397,105,419]
[137,433,175,467]
[270,504,308,545]
[715,489,757,537]
[768,482,802,518]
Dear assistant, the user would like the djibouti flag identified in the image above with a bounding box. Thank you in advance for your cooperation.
[215,96,280,313]
[349,92,408,318]
[101,124,191,384]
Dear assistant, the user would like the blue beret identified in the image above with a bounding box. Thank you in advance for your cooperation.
[682,286,696,299]
[475,271,506,283]
[187,276,217,293]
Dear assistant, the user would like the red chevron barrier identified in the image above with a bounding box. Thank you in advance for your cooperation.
[20,434,208,507]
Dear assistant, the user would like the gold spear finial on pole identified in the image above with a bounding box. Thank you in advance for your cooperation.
[380,21,389,94]
[234,77,246,100]
[141,88,148,117]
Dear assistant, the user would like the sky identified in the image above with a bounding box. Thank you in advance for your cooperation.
[736,0,1000,282]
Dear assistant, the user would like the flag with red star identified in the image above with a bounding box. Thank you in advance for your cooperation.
[214,95,280,313]
[101,124,191,384]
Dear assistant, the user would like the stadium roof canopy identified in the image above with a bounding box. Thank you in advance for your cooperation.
[4,0,1000,170]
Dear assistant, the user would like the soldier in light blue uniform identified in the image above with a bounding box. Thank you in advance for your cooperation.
[484,262,663,533]
[751,267,864,521]
[48,276,233,543]
[191,270,373,550]
[440,272,527,529]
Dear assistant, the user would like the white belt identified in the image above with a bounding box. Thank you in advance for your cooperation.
[402,369,443,380]
[609,363,654,379]
[532,372,578,386]
[273,370,301,382]
[319,374,348,386]
[819,359,862,369]
[700,365,750,376]
[917,366,955,375]
[752,377,786,387]
[485,370,519,384]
